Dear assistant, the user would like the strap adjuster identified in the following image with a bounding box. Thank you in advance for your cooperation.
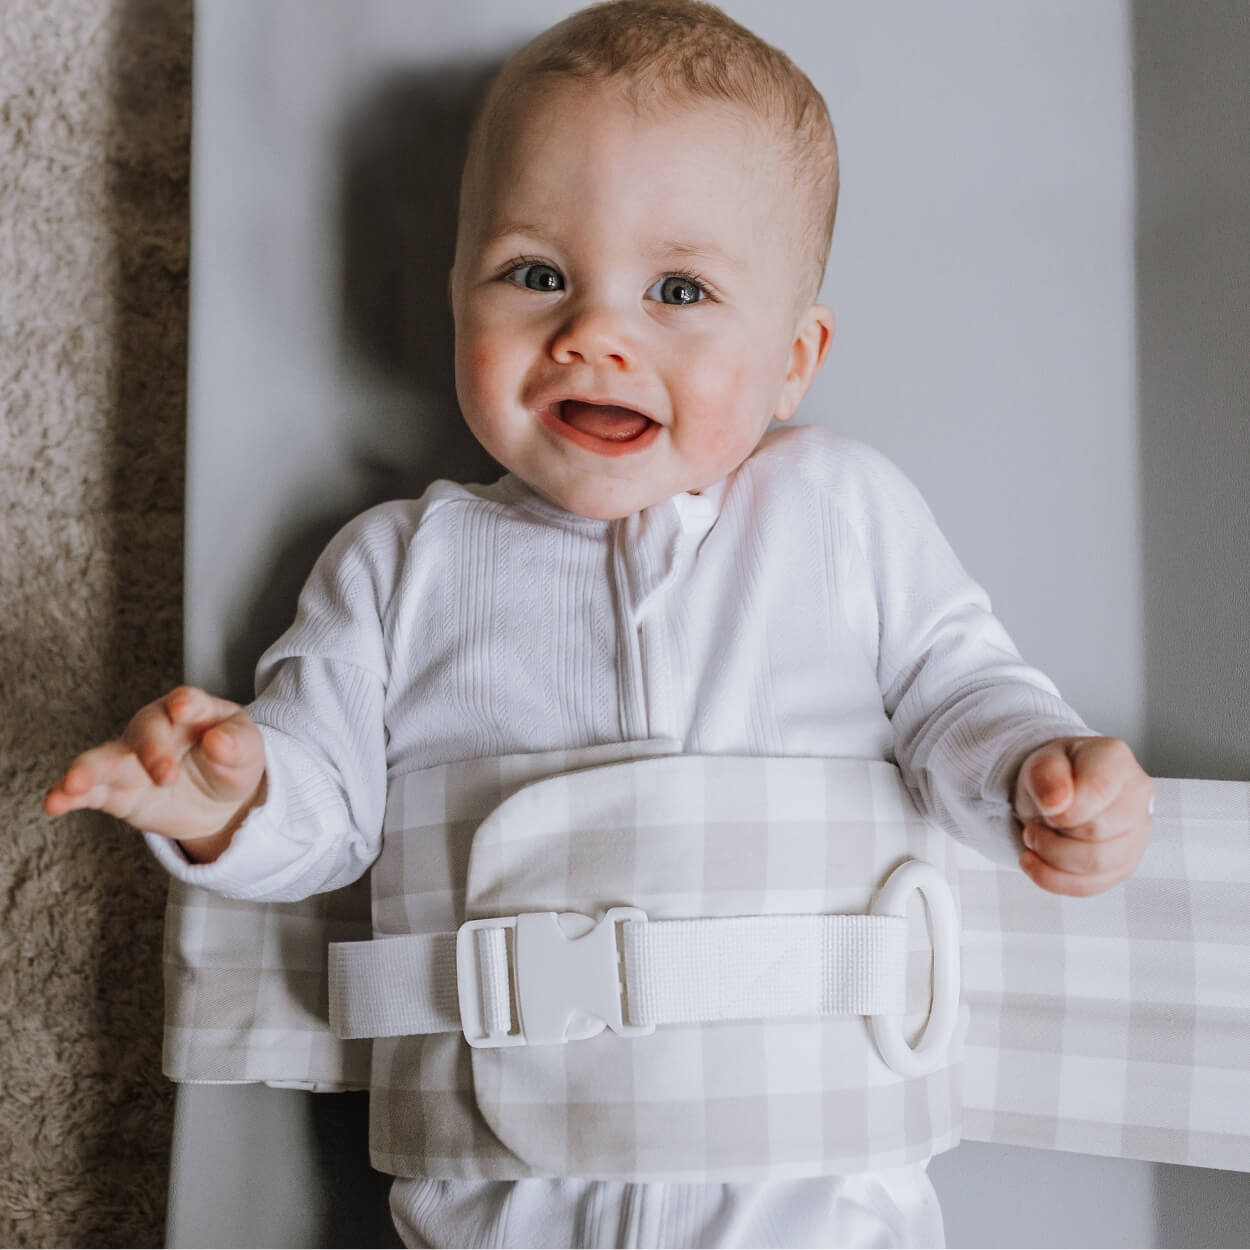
[456,907,655,1048]
[868,860,961,1077]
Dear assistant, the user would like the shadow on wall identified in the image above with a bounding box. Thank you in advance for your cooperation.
[221,59,503,702]
[215,62,505,1245]
[1133,1,1250,1245]
[1134,0,1250,784]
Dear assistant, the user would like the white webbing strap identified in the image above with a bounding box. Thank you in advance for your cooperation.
[623,914,907,1026]
[329,910,908,1042]
[329,932,461,1040]
[475,926,512,1037]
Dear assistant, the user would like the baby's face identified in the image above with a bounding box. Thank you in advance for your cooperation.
[451,80,831,520]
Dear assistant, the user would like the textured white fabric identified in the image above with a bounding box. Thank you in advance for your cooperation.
[623,912,909,1025]
[476,927,513,1039]
[330,910,909,1040]
[389,1167,947,1249]
[328,933,461,1040]
[146,425,1089,903]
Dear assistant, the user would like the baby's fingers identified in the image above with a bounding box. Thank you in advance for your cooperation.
[44,741,153,819]
[180,709,266,803]
[123,686,245,788]
[1056,737,1144,829]
[1021,821,1137,879]
[1015,741,1076,824]
[1019,846,1129,897]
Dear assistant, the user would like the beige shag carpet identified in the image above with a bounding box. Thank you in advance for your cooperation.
[1,0,190,1245]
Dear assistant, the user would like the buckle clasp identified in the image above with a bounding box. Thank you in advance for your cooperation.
[456,907,654,1048]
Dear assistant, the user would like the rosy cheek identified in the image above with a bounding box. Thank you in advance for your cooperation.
[691,365,752,450]
[458,339,501,400]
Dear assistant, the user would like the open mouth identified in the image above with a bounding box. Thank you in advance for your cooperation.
[541,400,660,456]
[558,400,653,441]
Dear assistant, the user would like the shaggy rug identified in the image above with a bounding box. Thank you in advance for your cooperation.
[1,0,190,1245]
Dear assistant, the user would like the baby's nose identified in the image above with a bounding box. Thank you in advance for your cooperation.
[549,302,634,369]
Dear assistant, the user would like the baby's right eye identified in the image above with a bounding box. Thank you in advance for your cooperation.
[504,262,564,292]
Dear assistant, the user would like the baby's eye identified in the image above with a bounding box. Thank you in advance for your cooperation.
[504,262,564,292]
[645,274,708,306]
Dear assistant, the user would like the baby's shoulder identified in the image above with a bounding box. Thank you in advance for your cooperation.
[338,475,516,543]
[312,478,507,586]
[748,424,924,514]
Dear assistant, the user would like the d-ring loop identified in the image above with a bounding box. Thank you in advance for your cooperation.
[868,859,960,1077]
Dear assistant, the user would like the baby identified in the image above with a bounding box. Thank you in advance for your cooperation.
[47,1,1153,1246]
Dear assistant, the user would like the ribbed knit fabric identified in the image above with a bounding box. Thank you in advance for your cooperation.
[146,425,1089,902]
[388,1168,949,1248]
[144,423,1091,1246]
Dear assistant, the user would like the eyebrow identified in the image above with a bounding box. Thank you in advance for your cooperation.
[478,225,746,273]
[653,239,746,272]
[480,222,551,248]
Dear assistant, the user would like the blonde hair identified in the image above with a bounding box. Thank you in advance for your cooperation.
[459,0,839,301]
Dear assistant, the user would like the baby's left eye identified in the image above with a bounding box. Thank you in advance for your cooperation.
[645,275,708,306]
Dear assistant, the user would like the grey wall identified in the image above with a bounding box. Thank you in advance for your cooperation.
[1134,0,1250,784]
[1131,4,1250,1246]
[172,2,1250,1245]
[801,0,1145,753]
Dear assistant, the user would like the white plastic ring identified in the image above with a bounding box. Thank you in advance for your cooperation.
[868,859,960,1078]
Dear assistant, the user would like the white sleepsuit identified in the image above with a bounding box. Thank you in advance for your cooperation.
[148,424,1090,1248]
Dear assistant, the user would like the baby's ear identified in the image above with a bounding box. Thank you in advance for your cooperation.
[774,304,834,423]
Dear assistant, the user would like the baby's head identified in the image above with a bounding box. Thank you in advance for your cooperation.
[450,0,838,519]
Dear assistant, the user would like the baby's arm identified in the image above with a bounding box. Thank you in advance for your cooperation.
[44,685,265,862]
[48,502,422,903]
[1013,736,1153,896]
[828,437,1150,894]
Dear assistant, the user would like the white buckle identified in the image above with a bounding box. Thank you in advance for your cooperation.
[456,907,655,1048]
[868,860,961,1077]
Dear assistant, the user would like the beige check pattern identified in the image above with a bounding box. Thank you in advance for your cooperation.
[162,745,1250,1178]
[163,873,373,1089]
[959,774,1250,1172]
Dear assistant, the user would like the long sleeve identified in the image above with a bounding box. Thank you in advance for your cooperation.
[145,501,418,901]
[827,439,1093,864]
[145,427,1093,893]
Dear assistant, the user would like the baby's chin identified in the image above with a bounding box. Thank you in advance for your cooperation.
[526,473,692,521]
[539,486,661,522]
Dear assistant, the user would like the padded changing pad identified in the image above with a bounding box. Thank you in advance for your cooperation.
[171,2,1238,1247]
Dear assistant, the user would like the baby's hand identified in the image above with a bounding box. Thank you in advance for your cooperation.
[1013,737,1153,897]
[44,686,266,862]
